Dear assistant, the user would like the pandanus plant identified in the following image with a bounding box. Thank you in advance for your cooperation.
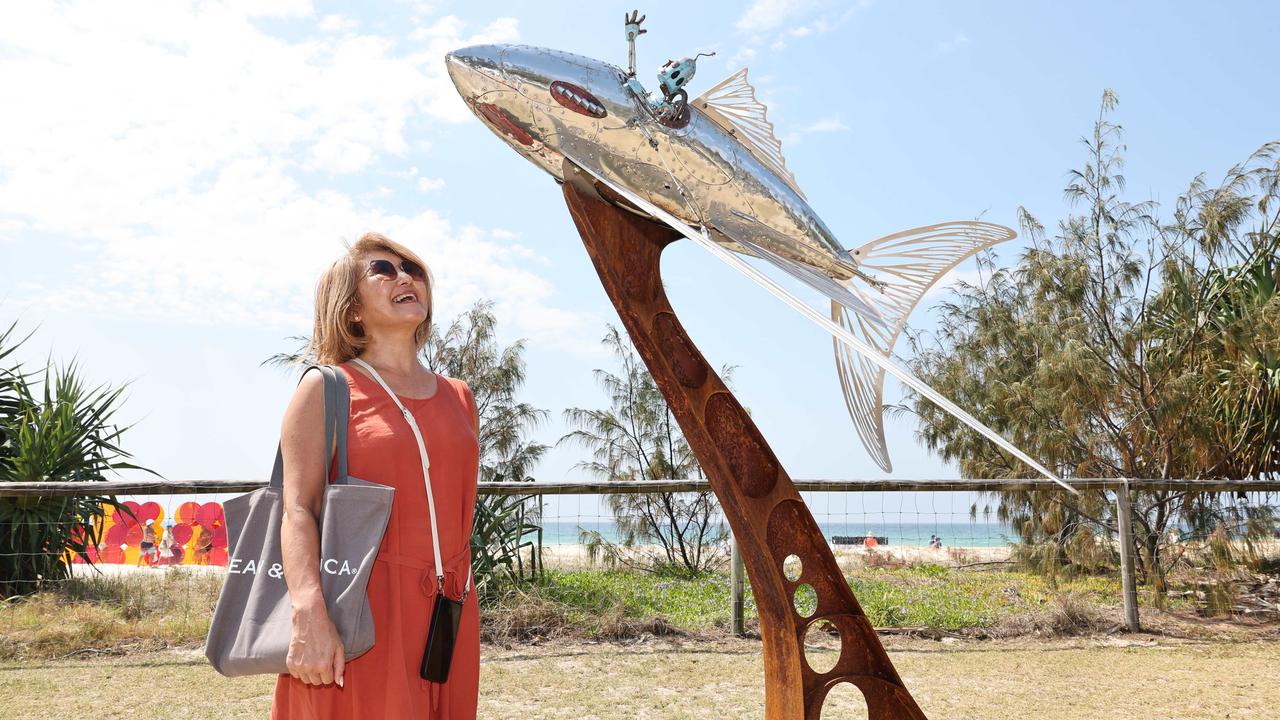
[0,321,151,598]
[469,488,544,602]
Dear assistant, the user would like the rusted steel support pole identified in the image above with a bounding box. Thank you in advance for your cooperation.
[562,179,927,719]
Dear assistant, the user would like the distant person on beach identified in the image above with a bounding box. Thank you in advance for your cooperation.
[930,535,943,550]
[194,522,213,565]
[864,532,878,549]
[137,519,159,566]
[158,524,178,566]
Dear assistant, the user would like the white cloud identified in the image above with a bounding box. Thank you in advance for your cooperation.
[732,0,872,67]
[782,116,849,146]
[801,118,849,134]
[227,0,314,18]
[417,177,446,193]
[0,2,595,352]
[729,46,758,67]
[935,31,970,55]
[735,0,812,33]
[0,5,513,222]
[401,0,443,22]
[319,13,358,32]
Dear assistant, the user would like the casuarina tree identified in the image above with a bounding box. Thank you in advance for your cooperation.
[902,90,1279,592]
[560,325,729,577]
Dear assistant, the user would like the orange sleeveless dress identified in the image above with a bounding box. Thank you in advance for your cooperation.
[272,363,481,720]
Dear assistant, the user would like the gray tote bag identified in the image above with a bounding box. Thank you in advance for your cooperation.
[205,364,395,677]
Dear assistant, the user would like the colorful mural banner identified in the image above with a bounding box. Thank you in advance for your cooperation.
[69,500,229,566]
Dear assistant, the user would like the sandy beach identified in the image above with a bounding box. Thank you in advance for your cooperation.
[69,542,1013,576]
[535,543,1012,571]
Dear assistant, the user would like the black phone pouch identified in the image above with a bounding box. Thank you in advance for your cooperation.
[420,591,464,682]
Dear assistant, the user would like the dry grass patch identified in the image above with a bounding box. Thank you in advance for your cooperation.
[989,592,1119,638]
[480,588,576,643]
[0,569,220,661]
[2,638,1277,719]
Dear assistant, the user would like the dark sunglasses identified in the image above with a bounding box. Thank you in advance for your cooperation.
[366,258,426,282]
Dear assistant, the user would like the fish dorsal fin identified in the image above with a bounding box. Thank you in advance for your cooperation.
[692,68,806,200]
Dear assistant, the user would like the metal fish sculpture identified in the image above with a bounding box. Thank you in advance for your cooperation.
[445,14,1075,492]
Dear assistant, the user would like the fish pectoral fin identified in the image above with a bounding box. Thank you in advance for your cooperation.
[561,154,706,239]
[560,157,666,222]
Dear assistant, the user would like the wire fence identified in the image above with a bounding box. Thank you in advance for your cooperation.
[3,478,1279,634]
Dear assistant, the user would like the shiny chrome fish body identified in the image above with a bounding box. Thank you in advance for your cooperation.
[446,44,859,281]
[445,41,1077,492]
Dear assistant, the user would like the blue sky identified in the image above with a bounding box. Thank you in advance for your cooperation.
[1,1,1277,519]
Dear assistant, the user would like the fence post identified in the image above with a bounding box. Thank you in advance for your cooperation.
[1115,477,1141,632]
[730,532,745,636]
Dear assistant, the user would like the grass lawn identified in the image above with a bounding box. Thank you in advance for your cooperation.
[1,637,1276,719]
[490,565,1130,640]
[0,564,1248,662]
[2,566,1276,718]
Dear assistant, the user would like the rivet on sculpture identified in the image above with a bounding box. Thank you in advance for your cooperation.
[446,12,1078,719]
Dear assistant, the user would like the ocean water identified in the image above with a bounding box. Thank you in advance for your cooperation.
[535,520,1015,548]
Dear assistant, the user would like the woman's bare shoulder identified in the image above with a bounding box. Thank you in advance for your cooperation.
[436,373,469,390]
[291,368,326,399]
[437,374,474,399]
[282,369,326,427]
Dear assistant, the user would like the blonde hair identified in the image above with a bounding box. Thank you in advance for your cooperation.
[306,232,434,365]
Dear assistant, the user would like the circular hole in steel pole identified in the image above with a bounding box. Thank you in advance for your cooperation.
[803,619,841,674]
[782,553,802,582]
[823,682,870,719]
[793,583,817,618]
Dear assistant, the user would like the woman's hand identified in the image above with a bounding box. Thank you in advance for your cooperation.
[286,600,346,687]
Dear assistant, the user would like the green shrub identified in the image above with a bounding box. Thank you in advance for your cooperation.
[0,322,152,597]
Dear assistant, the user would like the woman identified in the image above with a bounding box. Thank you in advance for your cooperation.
[137,519,159,566]
[272,232,481,719]
[194,521,214,565]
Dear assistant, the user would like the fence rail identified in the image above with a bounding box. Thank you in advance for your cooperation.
[5,477,1280,497]
[4,477,1278,636]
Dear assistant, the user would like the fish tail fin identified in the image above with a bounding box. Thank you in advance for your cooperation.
[832,296,894,471]
[829,222,1018,471]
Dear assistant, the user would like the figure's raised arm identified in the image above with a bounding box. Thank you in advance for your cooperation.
[624,10,646,77]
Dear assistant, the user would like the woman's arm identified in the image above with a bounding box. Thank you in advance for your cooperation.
[467,383,480,444]
[279,369,344,687]
[463,382,480,540]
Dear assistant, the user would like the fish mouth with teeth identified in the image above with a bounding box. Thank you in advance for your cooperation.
[393,293,418,304]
